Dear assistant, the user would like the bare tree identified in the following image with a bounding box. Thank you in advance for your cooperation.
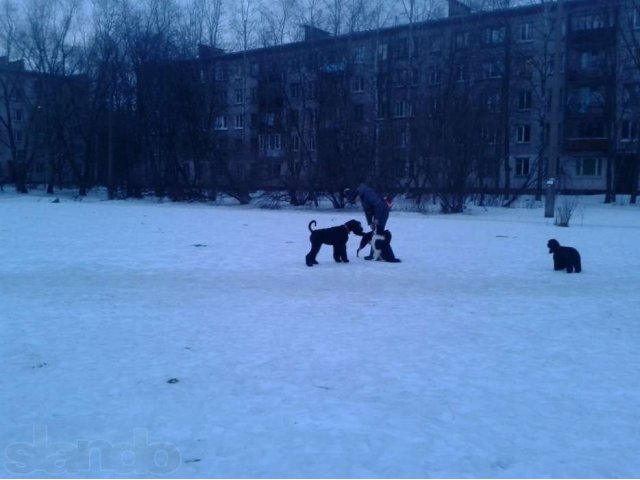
[258,0,297,47]
[229,0,260,51]
[182,0,225,53]
[616,0,640,203]
[0,0,19,60]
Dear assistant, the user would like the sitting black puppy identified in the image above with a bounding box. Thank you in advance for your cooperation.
[547,239,582,273]
[357,229,401,263]
[306,219,364,266]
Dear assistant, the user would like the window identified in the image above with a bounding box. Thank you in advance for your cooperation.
[484,27,506,44]
[455,32,469,49]
[393,101,413,118]
[580,50,605,71]
[258,134,282,152]
[306,81,317,99]
[397,129,409,148]
[634,9,640,29]
[308,134,316,151]
[518,22,532,42]
[520,57,535,76]
[354,104,364,122]
[353,76,365,93]
[411,67,419,85]
[267,163,281,177]
[576,157,602,176]
[269,134,281,150]
[518,90,532,110]
[394,38,409,59]
[13,109,23,122]
[429,69,441,85]
[624,83,640,106]
[572,13,612,31]
[215,66,227,81]
[395,68,408,87]
[265,112,276,127]
[483,61,503,79]
[429,97,441,115]
[455,65,467,82]
[516,124,531,143]
[377,43,388,61]
[290,109,299,126]
[578,121,605,138]
[214,116,228,130]
[482,127,502,144]
[291,135,300,151]
[234,89,244,104]
[234,115,244,129]
[353,46,367,63]
[621,120,637,141]
[231,64,243,78]
[15,129,23,143]
[215,89,227,105]
[486,92,502,112]
[290,82,300,99]
[515,157,530,176]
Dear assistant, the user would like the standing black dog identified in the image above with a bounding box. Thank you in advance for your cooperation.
[306,219,364,266]
[547,239,582,273]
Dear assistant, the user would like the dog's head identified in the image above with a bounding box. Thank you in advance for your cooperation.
[345,219,364,236]
[547,238,560,253]
[357,231,373,255]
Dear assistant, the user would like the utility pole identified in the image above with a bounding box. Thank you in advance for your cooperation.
[545,0,564,218]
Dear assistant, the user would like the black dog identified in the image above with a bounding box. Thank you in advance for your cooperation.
[306,219,364,266]
[357,229,401,263]
[547,239,582,273]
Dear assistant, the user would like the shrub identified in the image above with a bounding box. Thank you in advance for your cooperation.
[555,196,579,227]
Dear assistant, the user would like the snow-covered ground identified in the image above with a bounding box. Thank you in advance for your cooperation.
[1,190,640,478]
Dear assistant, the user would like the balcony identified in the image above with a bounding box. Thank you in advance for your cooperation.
[565,137,609,153]
[567,67,612,85]
[568,26,616,45]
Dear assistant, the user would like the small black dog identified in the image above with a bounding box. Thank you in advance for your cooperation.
[306,219,364,266]
[547,239,582,273]
[357,229,401,263]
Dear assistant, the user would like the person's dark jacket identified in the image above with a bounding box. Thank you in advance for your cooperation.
[352,183,389,231]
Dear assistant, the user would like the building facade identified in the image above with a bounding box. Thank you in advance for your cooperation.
[141,0,639,201]
[0,57,87,193]
[5,0,638,200]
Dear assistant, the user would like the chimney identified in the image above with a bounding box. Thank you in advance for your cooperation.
[198,44,225,60]
[303,25,330,41]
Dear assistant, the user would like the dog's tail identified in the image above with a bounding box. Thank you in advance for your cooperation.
[308,220,317,232]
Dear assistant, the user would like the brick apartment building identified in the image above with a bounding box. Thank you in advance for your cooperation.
[135,0,640,201]
[0,57,87,193]
[4,0,639,200]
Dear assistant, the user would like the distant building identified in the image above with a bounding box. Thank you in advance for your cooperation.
[0,57,87,192]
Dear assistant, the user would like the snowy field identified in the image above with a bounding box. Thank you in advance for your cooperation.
[1,190,640,478]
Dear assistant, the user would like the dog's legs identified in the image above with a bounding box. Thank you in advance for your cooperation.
[306,241,321,266]
[334,243,349,263]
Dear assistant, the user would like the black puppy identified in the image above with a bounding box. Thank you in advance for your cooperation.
[357,229,401,263]
[306,219,364,266]
[547,239,582,273]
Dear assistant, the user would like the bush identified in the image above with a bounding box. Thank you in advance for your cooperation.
[555,196,579,227]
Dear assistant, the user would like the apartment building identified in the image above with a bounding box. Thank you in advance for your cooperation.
[117,0,640,198]
[0,57,88,192]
